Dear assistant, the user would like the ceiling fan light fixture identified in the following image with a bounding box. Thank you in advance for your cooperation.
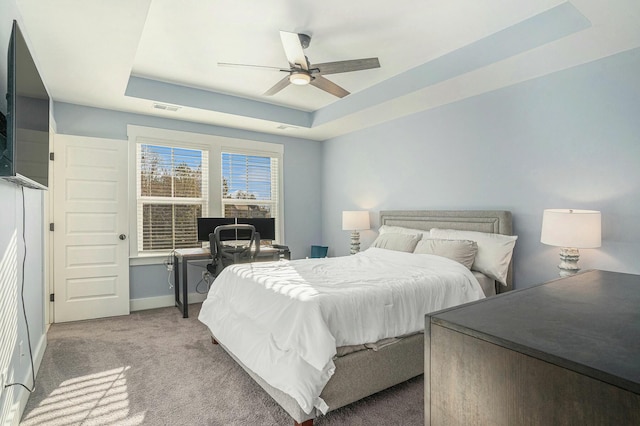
[289,71,311,85]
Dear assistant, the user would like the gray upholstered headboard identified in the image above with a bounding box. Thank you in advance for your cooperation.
[379,210,514,293]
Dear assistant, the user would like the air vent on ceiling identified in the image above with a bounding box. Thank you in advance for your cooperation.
[153,103,181,112]
[276,124,299,130]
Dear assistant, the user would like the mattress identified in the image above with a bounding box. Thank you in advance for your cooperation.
[198,247,485,414]
[334,332,419,357]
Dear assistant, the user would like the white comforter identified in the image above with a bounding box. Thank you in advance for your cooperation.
[198,247,484,415]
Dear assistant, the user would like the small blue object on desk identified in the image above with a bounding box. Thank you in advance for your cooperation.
[310,245,328,258]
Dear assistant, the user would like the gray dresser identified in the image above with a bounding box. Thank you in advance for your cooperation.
[425,270,640,425]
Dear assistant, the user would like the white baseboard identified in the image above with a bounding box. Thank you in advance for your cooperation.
[129,292,208,312]
[6,333,47,426]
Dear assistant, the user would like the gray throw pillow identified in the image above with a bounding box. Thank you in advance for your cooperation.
[370,233,420,252]
[413,238,478,270]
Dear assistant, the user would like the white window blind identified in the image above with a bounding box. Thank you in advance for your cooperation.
[221,152,279,240]
[136,144,208,252]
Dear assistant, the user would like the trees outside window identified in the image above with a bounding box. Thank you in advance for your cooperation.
[137,144,208,252]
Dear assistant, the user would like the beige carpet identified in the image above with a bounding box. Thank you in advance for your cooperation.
[21,304,423,425]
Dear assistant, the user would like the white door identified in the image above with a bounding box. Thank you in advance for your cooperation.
[53,134,129,322]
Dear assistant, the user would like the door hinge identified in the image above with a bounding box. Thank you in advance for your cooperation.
[49,223,54,231]
[49,152,54,161]
[49,294,55,302]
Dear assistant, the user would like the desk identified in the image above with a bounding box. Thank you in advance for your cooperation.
[173,245,290,318]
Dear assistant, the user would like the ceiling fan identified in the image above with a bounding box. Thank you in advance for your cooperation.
[218,31,380,98]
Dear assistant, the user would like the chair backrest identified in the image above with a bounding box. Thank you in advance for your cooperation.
[310,245,328,258]
[209,224,260,276]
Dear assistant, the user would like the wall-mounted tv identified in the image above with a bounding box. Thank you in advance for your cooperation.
[0,20,50,190]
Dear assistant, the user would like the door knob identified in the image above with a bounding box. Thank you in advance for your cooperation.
[119,234,127,240]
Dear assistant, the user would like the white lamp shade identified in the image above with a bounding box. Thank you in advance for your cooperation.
[541,209,601,248]
[342,211,370,231]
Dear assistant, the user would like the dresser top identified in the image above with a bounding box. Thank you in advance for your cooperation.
[428,270,640,394]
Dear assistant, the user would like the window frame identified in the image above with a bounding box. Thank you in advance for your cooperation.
[127,125,284,264]
[136,143,209,253]
[220,147,282,243]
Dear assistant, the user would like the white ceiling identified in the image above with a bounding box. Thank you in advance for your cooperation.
[16,0,640,141]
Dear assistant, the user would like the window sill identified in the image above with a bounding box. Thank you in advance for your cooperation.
[129,253,172,267]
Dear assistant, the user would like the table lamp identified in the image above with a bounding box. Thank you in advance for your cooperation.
[342,211,370,255]
[540,209,601,277]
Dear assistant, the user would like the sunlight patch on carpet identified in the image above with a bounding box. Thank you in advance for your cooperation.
[20,367,146,426]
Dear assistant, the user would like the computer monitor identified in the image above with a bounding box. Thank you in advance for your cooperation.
[237,217,276,241]
[197,217,276,242]
[197,217,234,242]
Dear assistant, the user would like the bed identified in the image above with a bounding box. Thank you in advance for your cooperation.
[198,210,515,425]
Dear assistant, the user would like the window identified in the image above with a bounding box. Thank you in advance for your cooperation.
[136,144,208,252]
[128,125,284,260]
[221,152,279,241]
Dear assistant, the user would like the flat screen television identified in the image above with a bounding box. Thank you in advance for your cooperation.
[0,20,50,190]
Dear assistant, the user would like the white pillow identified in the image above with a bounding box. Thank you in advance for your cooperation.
[429,228,517,285]
[370,233,421,252]
[414,238,478,270]
[378,225,428,240]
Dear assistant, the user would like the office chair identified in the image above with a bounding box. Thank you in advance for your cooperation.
[310,245,328,258]
[207,224,260,277]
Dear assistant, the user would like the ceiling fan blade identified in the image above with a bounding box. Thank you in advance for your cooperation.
[218,62,287,72]
[264,75,291,96]
[311,58,380,75]
[280,31,308,70]
[310,75,350,98]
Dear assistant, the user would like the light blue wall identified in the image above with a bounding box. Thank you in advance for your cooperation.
[321,47,640,288]
[53,102,323,300]
[0,3,48,423]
